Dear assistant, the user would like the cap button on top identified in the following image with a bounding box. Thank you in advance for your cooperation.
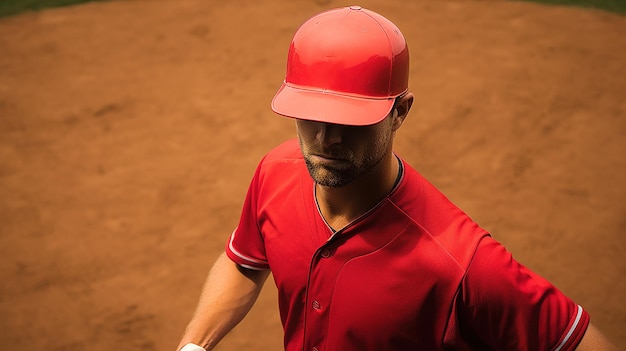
[349,5,362,10]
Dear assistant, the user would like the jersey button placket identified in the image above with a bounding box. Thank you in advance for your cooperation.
[320,249,332,258]
[305,245,337,351]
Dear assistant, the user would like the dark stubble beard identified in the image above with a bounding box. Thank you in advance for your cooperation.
[300,134,391,188]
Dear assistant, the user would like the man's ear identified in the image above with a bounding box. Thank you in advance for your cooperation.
[391,92,414,131]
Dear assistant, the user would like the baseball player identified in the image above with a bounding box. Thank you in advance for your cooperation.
[177,6,616,351]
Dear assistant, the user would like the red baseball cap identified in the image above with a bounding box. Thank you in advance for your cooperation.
[271,6,410,126]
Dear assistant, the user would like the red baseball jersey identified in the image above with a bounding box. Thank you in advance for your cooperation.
[225,139,590,351]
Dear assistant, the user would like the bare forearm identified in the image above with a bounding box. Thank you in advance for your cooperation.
[177,252,270,351]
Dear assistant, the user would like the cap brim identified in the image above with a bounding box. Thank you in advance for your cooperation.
[271,83,395,126]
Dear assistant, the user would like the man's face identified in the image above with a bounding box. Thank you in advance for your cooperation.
[296,115,396,187]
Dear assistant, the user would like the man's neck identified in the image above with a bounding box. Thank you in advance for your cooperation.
[315,154,400,231]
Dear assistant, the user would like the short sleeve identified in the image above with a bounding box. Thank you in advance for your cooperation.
[449,236,590,351]
[224,159,270,270]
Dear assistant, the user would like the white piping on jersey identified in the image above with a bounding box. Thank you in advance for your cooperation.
[228,228,268,269]
[554,305,584,351]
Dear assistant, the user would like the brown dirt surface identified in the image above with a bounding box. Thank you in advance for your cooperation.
[0,0,624,350]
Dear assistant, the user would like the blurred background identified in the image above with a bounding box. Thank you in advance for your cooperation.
[0,0,624,350]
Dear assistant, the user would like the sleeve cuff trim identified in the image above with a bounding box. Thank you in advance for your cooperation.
[554,304,584,351]
[227,228,269,268]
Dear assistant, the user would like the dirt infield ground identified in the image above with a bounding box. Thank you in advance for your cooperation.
[0,0,624,350]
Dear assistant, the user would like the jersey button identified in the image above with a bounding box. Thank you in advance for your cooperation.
[312,300,321,310]
[321,249,331,258]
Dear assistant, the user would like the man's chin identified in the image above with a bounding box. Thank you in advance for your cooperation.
[305,160,356,186]
[310,170,354,188]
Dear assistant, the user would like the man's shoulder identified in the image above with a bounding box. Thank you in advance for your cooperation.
[251,139,310,204]
[255,139,306,183]
[392,158,489,268]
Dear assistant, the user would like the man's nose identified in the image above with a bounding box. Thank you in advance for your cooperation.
[317,122,343,146]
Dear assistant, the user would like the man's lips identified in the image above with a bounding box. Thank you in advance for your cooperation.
[310,154,348,163]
